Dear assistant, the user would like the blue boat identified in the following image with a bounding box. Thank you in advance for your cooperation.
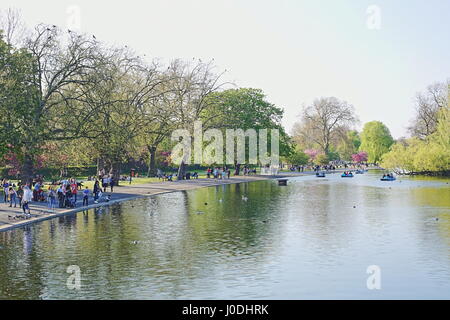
[316,172,326,178]
[380,176,396,181]
[341,173,354,178]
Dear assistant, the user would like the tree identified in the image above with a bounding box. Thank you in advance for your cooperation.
[85,48,165,183]
[315,154,329,165]
[205,88,291,173]
[294,97,358,155]
[337,129,361,160]
[286,148,308,166]
[0,32,37,162]
[0,8,26,46]
[351,151,368,163]
[167,59,225,179]
[304,149,319,162]
[360,121,394,163]
[408,81,448,139]
[382,87,449,175]
[5,24,104,183]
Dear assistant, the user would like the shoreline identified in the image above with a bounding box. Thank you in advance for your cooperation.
[0,175,283,233]
[0,168,374,233]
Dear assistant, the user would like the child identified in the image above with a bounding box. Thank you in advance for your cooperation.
[83,186,90,206]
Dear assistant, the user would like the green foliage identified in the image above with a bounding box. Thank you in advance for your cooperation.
[336,130,360,160]
[360,121,394,163]
[315,154,329,165]
[285,148,308,165]
[205,88,292,159]
[0,32,37,159]
[381,107,450,174]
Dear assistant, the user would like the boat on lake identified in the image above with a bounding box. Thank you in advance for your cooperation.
[316,172,326,178]
[341,172,354,178]
[380,174,396,181]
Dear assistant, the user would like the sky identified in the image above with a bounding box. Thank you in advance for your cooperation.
[1,0,449,139]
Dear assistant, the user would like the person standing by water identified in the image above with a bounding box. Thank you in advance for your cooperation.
[82,186,90,206]
[22,185,33,216]
[57,184,65,208]
[93,180,100,203]
[70,180,78,204]
[17,185,24,208]
[8,186,17,208]
[47,187,56,211]
[102,176,108,193]
[2,179,9,203]
[110,176,115,193]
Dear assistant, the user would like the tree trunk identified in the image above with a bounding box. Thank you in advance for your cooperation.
[21,153,34,185]
[109,161,121,186]
[147,146,157,177]
[177,161,187,180]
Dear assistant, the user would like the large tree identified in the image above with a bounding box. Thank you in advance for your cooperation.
[84,49,165,182]
[336,129,361,161]
[167,59,225,180]
[294,97,358,155]
[4,24,104,183]
[204,88,291,173]
[0,32,36,159]
[408,81,448,139]
[359,121,394,163]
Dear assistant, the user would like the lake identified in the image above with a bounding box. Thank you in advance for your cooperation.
[1,171,449,299]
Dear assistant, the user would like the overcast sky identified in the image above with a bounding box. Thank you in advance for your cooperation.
[1,0,449,138]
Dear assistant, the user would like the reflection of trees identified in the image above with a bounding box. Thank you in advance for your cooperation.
[288,180,361,253]
[0,226,46,299]
[411,187,450,208]
[0,181,290,299]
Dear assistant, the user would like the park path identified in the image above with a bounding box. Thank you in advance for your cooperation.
[0,175,276,232]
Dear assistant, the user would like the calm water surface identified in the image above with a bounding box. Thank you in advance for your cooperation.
[0,172,449,299]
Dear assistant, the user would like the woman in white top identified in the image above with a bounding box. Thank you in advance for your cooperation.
[22,186,33,215]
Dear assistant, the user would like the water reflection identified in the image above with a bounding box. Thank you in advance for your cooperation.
[0,172,449,299]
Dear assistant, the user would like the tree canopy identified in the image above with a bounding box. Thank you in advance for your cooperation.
[359,121,394,163]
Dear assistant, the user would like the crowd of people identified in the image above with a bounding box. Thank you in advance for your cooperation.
[206,167,231,179]
[1,171,117,219]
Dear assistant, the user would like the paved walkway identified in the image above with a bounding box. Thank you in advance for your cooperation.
[0,175,274,232]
